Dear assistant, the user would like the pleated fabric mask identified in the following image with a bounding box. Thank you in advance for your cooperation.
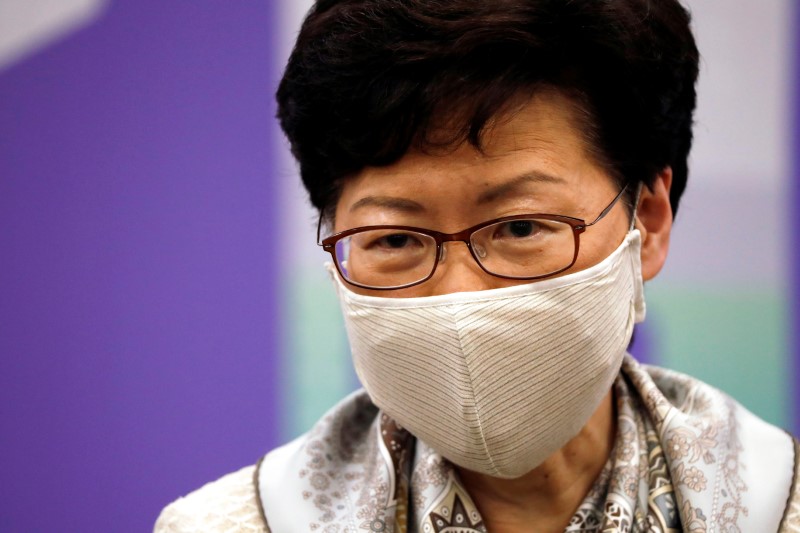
[328,230,646,479]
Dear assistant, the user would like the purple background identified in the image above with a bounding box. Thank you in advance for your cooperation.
[0,2,281,531]
[793,0,800,439]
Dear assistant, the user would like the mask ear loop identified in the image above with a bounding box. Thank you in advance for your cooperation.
[629,183,644,231]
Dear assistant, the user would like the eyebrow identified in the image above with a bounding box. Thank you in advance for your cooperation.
[476,171,566,205]
[347,170,566,213]
[349,195,426,213]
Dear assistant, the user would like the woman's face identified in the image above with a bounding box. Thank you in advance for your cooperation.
[333,90,632,298]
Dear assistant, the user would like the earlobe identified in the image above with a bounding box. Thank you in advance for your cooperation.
[636,168,673,281]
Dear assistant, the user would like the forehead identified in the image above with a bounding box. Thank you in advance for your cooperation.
[334,90,616,225]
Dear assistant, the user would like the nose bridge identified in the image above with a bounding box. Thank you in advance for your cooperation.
[438,238,473,263]
[429,239,494,295]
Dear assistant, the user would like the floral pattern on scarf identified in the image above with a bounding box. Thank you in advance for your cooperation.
[258,356,797,532]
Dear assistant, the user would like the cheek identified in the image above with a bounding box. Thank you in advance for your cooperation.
[575,241,614,271]
[573,215,630,271]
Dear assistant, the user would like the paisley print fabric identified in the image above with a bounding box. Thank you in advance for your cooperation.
[257,355,798,532]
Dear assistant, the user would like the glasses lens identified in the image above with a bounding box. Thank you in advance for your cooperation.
[471,218,576,278]
[334,229,437,288]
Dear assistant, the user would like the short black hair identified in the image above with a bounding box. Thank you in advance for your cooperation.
[277,0,699,217]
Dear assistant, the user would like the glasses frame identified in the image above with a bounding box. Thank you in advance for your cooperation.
[318,185,629,290]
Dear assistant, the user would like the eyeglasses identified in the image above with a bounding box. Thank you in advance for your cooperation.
[318,186,629,290]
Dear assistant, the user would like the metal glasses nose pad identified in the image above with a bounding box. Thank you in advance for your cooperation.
[439,242,486,263]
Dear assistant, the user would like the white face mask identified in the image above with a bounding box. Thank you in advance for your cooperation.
[328,230,646,479]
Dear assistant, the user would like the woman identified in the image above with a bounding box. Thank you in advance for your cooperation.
[156,0,800,531]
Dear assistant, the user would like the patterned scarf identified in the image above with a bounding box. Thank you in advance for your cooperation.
[391,368,684,533]
[258,355,798,532]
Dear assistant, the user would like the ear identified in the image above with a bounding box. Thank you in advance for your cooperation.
[636,168,673,281]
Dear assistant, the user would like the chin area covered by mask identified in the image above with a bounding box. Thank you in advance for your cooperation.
[328,230,646,479]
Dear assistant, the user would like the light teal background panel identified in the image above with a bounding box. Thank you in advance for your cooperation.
[281,267,358,440]
[645,285,790,429]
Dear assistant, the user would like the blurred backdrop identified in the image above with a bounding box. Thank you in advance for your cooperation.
[0,1,797,531]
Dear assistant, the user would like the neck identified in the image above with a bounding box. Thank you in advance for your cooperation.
[457,390,616,533]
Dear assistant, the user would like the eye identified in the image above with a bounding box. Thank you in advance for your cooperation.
[508,220,536,237]
[381,233,413,248]
[355,230,427,251]
[494,220,543,239]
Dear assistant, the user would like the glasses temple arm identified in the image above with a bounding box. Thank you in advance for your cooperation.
[628,183,643,231]
[584,184,632,228]
[316,214,324,246]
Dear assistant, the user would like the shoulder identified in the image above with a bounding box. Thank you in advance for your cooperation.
[624,357,800,529]
[780,438,800,532]
[154,464,270,533]
[154,391,375,533]
[257,390,380,530]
